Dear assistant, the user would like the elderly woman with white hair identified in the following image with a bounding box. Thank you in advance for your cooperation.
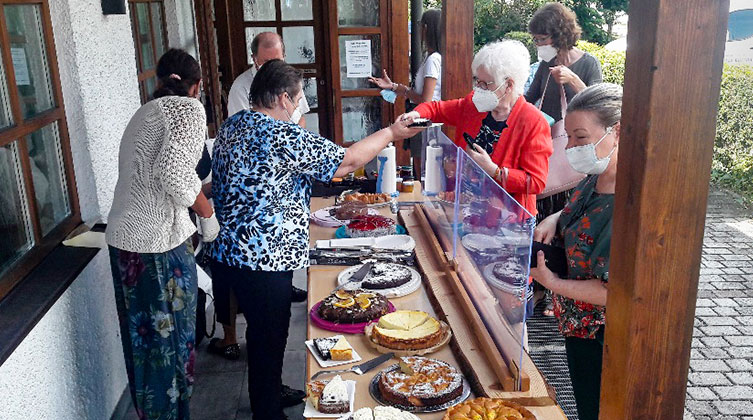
[404,40,552,215]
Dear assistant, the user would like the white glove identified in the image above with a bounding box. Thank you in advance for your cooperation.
[198,213,220,242]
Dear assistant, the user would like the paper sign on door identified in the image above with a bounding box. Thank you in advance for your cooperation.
[345,40,372,78]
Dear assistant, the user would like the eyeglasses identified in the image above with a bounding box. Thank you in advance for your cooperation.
[472,77,496,90]
[532,35,551,45]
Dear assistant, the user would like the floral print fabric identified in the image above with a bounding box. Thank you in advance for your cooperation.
[109,239,197,420]
[553,175,613,339]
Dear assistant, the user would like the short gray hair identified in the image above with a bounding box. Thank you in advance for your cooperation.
[567,83,623,127]
[471,40,531,97]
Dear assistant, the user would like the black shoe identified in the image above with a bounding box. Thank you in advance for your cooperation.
[281,384,305,407]
[291,286,307,303]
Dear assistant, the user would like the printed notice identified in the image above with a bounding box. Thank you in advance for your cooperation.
[345,40,372,78]
[11,48,30,86]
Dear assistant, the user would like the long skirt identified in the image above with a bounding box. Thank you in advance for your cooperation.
[109,239,197,420]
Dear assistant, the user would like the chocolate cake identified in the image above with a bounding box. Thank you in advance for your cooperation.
[361,263,412,290]
[313,336,339,360]
[491,258,527,287]
[378,356,463,408]
[317,289,391,324]
[330,201,369,220]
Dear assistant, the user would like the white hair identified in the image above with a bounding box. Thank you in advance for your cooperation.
[471,40,531,97]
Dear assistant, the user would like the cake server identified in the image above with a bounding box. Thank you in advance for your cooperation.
[333,261,374,291]
[311,352,394,379]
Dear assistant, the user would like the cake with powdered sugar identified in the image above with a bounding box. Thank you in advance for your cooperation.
[361,262,412,290]
[378,356,463,407]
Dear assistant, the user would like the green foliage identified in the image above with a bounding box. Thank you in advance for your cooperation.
[473,0,546,51]
[504,31,537,64]
[577,41,625,85]
[711,65,753,202]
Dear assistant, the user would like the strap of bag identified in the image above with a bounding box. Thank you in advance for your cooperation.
[538,70,569,120]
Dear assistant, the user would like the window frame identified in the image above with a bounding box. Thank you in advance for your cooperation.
[128,0,169,103]
[0,0,81,300]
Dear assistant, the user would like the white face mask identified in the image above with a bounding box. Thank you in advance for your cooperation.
[284,94,302,124]
[565,126,617,174]
[472,84,505,113]
[537,44,558,62]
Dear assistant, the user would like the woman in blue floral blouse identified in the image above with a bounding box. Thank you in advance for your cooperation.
[530,83,622,420]
[209,59,423,420]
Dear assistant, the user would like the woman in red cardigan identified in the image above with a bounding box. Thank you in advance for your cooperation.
[403,40,552,215]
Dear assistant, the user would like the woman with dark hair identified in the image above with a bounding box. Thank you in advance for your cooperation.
[531,83,622,420]
[106,48,218,420]
[209,59,423,420]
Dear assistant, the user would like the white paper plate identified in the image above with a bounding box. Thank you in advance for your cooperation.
[337,263,422,298]
[311,206,381,227]
[303,379,356,418]
[305,335,363,368]
[461,233,505,253]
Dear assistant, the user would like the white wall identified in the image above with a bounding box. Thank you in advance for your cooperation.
[165,0,199,60]
[0,1,140,419]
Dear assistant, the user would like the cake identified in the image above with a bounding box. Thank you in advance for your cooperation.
[306,375,349,414]
[313,336,339,360]
[371,310,443,350]
[491,258,527,287]
[348,406,420,420]
[442,397,536,420]
[361,263,413,290]
[330,201,369,220]
[378,356,463,407]
[344,192,391,204]
[345,215,397,238]
[318,289,391,324]
[330,336,353,361]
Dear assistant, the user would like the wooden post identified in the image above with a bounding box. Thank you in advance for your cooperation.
[600,1,729,418]
[440,0,473,140]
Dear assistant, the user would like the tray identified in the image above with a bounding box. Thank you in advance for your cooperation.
[363,321,452,356]
[336,263,421,298]
[368,364,471,413]
[305,335,363,368]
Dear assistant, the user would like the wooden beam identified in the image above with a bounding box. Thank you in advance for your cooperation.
[440,0,472,140]
[600,1,729,418]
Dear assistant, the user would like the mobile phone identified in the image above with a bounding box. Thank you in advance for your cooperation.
[530,241,568,277]
[463,132,477,149]
[408,118,433,128]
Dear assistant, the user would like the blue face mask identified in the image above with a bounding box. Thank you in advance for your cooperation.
[380,89,397,104]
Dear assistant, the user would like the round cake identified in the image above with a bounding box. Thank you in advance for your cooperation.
[491,258,527,287]
[371,310,443,350]
[362,263,412,290]
[443,397,536,420]
[318,289,391,324]
[378,356,463,407]
[330,201,369,220]
[345,215,397,238]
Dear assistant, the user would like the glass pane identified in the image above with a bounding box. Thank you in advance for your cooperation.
[5,4,56,119]
[338,0,380,27]
[134,3,155,71]
[0,142,33,276]
[304,113,319,135]
[282,26,315,64]
[144,76,157,102]
[151,3,167,59]
[243,0,275,21]
[281,0,313,20]
[26,123,71,235]
[339,35,380,90]
[303,77,318,109]
[342,96,382,143]
[245,27,277,65]
[0,37,13,129]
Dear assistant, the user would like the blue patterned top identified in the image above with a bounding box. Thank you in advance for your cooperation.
[210,110,345,271]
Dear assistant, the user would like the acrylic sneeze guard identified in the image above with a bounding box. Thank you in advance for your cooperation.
[420,128,535,390]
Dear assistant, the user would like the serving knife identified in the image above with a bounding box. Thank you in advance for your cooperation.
[311,352,394,380]
[333,261,374,291]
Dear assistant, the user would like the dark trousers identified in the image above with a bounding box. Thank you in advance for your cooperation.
[211,261,293,420]
[564,327,604,420]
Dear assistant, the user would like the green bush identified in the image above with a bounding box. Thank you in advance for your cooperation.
[504,31,537,64]
[577,41,625,85]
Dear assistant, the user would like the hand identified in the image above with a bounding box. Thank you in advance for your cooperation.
[368,69,394,90]
[550,65,578,85]
[534,212,559,244]
[466,143,497,178]
[530,250,557,288]
[388,114,425,140]
[198,213,220,242]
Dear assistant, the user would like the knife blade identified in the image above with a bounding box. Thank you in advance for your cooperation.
[347,261,374,283]
[352,352,394,375]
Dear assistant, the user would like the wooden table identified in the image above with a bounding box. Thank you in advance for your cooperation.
[306,192,568,419]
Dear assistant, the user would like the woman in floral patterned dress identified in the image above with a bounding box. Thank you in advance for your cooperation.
[106,49,219,420]
[530,83,622,420]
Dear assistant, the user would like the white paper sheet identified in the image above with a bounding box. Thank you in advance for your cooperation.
[345,40,372,78]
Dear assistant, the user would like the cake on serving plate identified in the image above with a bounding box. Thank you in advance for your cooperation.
[377,356,463,407]
[318,289,391,324]
[312,336,339,360]
[330,336,353,361]
[330,201,369,220]
[361,262,413,290]
[491,258,527,287]
[371,310,443,350]
[348,406,420,420]
[306,375,349,414]
[442,397,536,420]
[345,215,397,238]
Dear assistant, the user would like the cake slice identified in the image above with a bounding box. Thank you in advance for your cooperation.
[330,336,353,361]
[306,375,349,414]
[313,336,339,360]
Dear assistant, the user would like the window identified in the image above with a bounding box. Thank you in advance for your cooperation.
[129,0,168,103]
[0,0,80,300]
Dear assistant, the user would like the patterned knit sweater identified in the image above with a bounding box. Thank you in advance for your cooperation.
[106,96,206,253]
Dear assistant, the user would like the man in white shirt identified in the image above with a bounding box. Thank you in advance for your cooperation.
[227,31,310,124]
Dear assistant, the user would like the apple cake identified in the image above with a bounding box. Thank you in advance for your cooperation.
[378,356,463,407]
[371,310,443,350]
[442,397,536,420]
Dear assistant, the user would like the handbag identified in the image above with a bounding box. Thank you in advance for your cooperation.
[537,73,585,199]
